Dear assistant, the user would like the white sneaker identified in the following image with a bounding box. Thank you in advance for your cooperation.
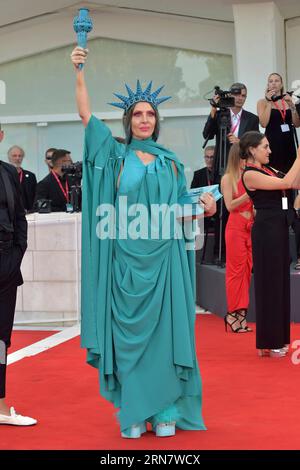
[0,407,37,426]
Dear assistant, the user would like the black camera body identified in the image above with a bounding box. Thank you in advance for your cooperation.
[212,86,235,109]
[61,161,82,180]
[61,161,82,212]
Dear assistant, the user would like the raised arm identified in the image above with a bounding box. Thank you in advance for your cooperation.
[203,95,219,140]
[257,97,272,128]
[71,47,91,127]
[244,147,300,191]
[283,94,300,128]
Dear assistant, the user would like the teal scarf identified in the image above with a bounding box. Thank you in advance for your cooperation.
[128,138,180,163]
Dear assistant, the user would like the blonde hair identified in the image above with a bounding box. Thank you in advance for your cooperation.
[224,143,241,194]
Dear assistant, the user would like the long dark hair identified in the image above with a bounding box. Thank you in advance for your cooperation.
[122,102,160,144]
[239,131,265,160]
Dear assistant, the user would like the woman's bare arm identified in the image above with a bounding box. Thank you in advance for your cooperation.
[257,98,272,128]
[71,47,91,127]
[244,147,300,190]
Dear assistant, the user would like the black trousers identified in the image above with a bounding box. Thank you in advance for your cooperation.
[0,247,22,399]
[0,285,17,398]
[252,210,290,349]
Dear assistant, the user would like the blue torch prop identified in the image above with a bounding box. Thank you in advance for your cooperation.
[73,8,93,70]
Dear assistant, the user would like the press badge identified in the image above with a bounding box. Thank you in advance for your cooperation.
[281,124,290,133]
[66,203,73,213]
[282,197,288,210]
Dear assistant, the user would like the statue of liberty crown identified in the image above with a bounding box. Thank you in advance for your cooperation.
[108,80,171,112]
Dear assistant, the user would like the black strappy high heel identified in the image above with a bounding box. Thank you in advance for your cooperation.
[236,309,253,332]
[224,312,247,333]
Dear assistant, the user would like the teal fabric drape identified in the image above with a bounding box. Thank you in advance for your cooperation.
[81,115,206,432]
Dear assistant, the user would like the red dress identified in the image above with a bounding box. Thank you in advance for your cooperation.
[225,178,253,312]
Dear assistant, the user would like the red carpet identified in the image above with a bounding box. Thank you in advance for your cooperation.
[1,315,300,450]
[9,331,57,353]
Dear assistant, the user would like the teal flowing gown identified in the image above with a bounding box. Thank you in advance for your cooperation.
[81,115,206,432]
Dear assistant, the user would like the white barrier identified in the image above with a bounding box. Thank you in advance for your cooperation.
[14,212,81,326]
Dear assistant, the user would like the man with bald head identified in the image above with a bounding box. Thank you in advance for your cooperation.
[7,146,37,212]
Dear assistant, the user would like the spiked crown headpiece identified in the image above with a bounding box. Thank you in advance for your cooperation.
[108,80,171,112]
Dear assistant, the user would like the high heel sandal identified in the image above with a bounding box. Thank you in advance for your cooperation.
[121,421,147,438]
[224,312,247,333]
[153,422,176,437]
[236,309,253,332]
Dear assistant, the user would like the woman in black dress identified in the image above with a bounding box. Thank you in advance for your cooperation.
[241,131,300,357]
[257,73,300,174]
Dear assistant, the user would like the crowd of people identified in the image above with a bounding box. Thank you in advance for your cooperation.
[191,73,300,358]
[0,130,75,214]
[1,50,300,437]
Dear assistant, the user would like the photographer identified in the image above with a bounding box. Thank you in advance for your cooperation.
[203,83,259,162]
[34,149,73,212]
[257,73,300,174]
[203,83,259,263]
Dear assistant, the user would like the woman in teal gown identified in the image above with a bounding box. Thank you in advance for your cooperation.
[71,46,215,438]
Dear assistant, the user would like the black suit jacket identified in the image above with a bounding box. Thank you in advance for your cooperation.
[20,168,37,211]
[190,167,217,189]
[0,161,27,288]
[0,161,27,253]
[203,109,259,175]
[35,172,68,212]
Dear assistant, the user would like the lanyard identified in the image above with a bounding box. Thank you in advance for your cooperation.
[246,163,276,176]
[19,169,24,184]
[231,113,241,134]
[246,164,286,197]
[51,170,69,202]
[274,99,286,123]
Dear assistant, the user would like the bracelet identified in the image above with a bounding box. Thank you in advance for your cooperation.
[265,96,272,102]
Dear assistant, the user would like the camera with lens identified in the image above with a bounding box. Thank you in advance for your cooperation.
[211,86,236,109]
[61,161,82,212]
[61,161,82,180]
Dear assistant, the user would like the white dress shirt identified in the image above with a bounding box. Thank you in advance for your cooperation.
[230,109,243,137]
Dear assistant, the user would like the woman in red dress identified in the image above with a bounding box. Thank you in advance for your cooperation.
[221,143,254,333]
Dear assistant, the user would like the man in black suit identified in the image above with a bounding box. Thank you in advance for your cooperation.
[202,83,259,264]
[0,128,37,425]
[203,82,259,160]
[35,149,73,212]
[191,146,215,189]
[7,146,37,212]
